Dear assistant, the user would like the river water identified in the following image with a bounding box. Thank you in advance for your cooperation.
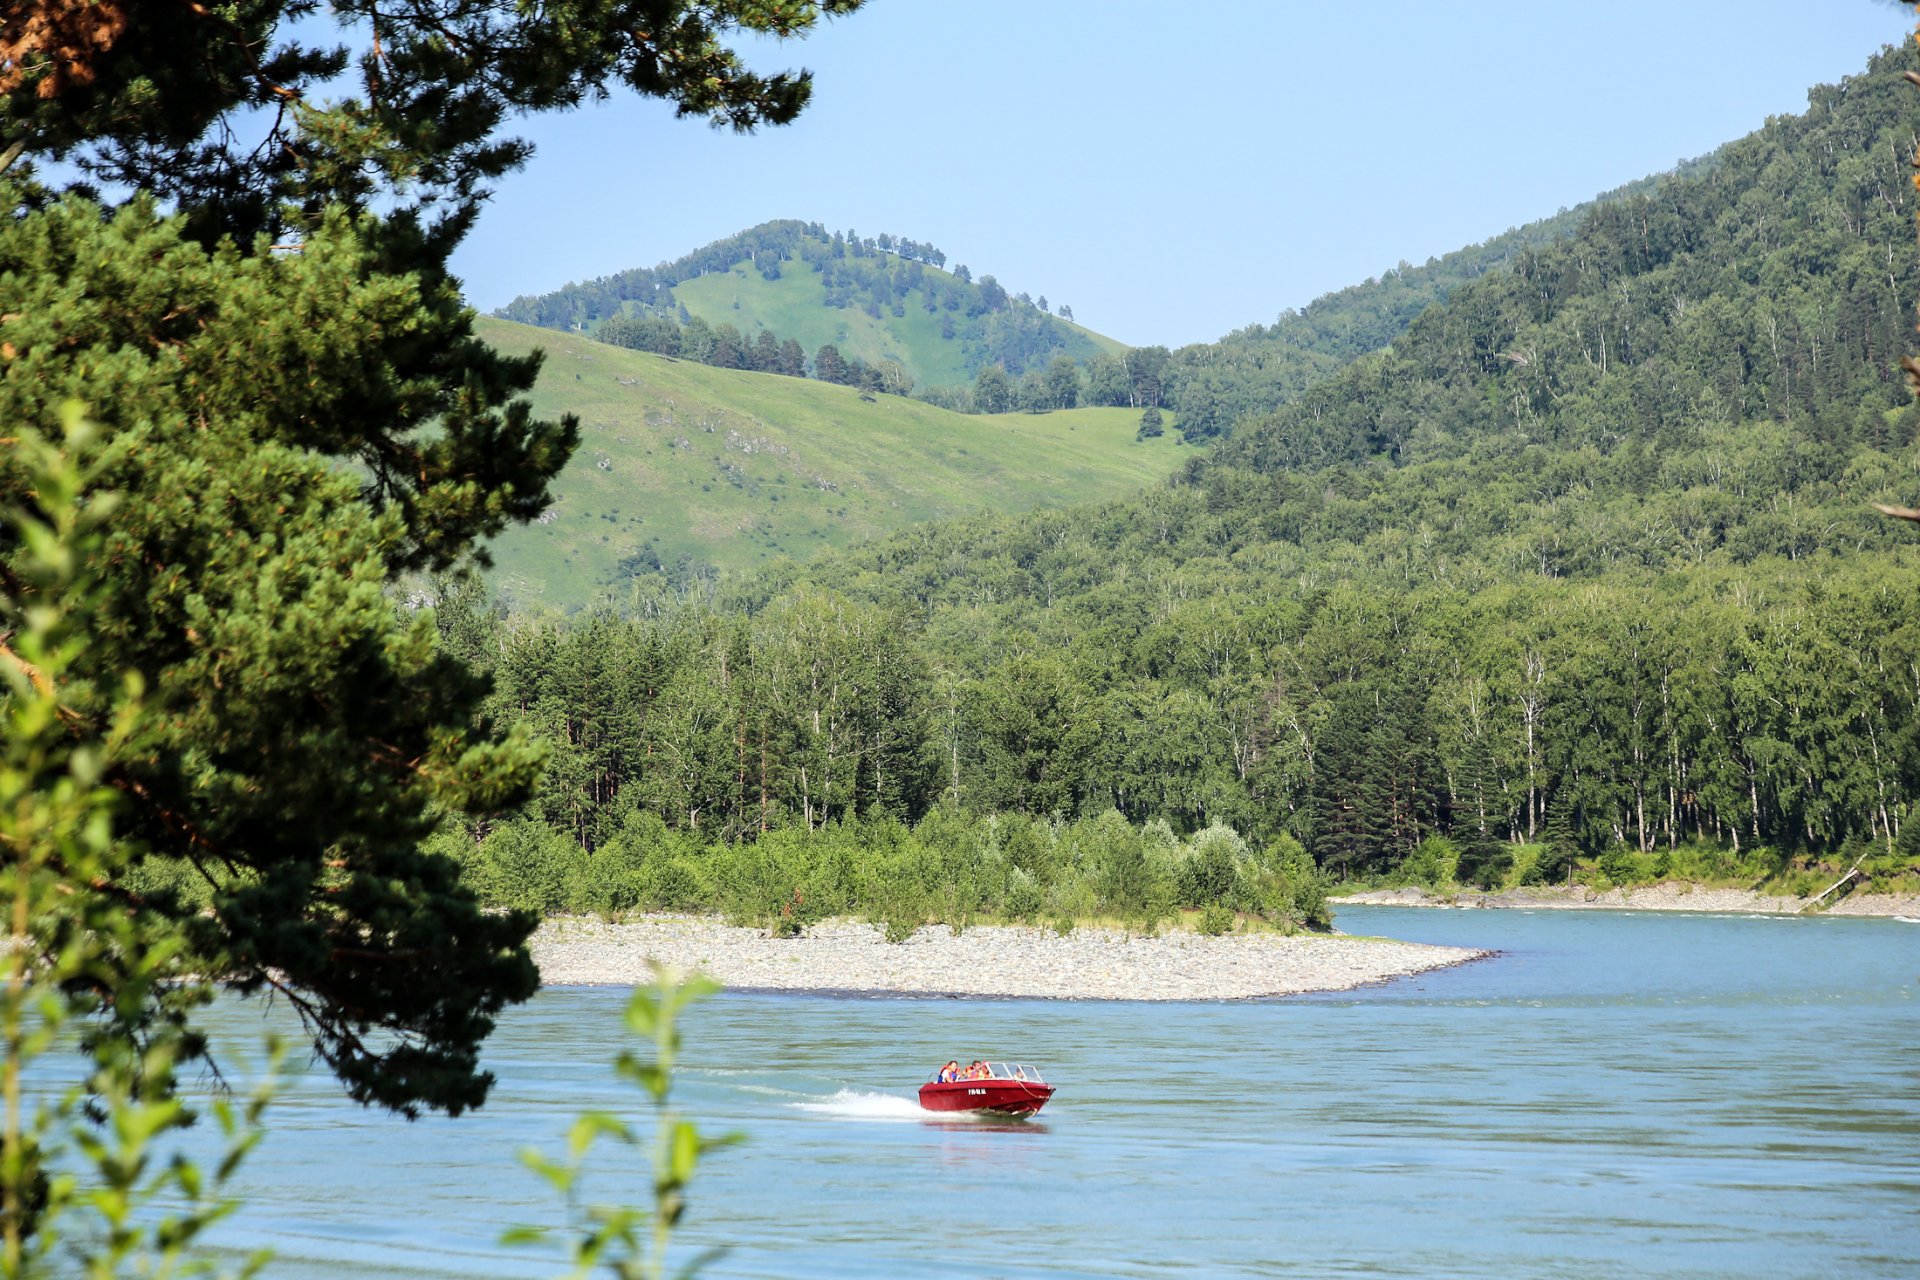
[193,907,1919,1278]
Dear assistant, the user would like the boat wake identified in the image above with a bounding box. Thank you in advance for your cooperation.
[791,1088,944,1123]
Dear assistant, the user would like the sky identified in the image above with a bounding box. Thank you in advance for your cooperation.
[451,1,1916,349]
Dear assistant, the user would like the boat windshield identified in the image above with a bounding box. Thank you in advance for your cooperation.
[928,1062,1048,1083]
[985,1062,1044,1083]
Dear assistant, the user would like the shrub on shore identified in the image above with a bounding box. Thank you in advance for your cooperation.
[1344,833,1920,902]
[441,807,1335,935]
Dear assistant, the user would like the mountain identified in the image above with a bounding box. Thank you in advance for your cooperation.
[468,41,1920,893]
[495,222,1125,391]
[474,317,1188,610]
[727,42,1920,869]
[1158,166,1697,441]
[495,183,1685,433]
[475,185,1708,613]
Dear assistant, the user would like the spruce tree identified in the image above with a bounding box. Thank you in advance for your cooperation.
[1452,731,1509,888]
[1895,811,1920,866]
[1307,684,1395,877]
[1539,797,1580,885]
[0,1,868,1117]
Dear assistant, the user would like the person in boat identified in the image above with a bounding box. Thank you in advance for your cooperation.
[938,1060,960,1083]
[968,1060,988,1080]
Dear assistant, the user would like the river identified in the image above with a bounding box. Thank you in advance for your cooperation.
[192,907,1919,1278]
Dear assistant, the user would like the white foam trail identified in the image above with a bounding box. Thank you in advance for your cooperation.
[733,1083,811,1099]
[791,1088,941,1122]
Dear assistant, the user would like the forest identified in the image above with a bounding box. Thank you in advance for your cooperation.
[420,44,1920,927]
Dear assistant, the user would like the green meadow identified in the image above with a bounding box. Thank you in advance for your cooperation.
[477,317,1187,609]
[666,257,1126,390]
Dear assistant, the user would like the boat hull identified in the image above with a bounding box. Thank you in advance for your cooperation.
[918,1079,1054,1117]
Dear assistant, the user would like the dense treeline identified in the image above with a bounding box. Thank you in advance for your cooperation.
[430,580,1329,931]
[435,803,1332,937]
[455,44,1920,905]
[458,528,1920,888]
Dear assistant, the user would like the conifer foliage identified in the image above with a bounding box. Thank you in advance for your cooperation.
[0,0,865,1116]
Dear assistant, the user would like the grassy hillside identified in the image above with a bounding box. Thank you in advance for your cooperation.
[669,257,1123,390]
[498,221,1126,391]
[477,317,1187,609]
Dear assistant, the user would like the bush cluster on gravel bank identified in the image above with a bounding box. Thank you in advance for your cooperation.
[429,807,1332,937]
[1365,832,1920,899]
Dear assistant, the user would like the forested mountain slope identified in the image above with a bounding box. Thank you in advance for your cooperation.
[475,317,1188,609]
[458,44,1920,906]
[1214,70,1912,476]
[1161,166,1694,441]
[496,221,1122,391]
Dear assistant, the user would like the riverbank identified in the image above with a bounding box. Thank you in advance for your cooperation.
[529,915,1490,999]
[1333,883,1920,916]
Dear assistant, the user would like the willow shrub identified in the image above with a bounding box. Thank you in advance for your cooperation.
[450,807,1339,934]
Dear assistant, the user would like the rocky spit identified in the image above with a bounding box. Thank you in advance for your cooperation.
[1334,883,1920,916]
[529,916,1490,1000]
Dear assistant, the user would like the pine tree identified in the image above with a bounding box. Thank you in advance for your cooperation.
[0,0,872,1118]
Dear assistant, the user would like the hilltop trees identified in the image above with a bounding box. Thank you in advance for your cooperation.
[1,0,868,1115]
[1214,45,1920,477]
[504,220,1097,388]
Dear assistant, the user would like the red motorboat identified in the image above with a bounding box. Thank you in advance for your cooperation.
[918,1062,1055,1117]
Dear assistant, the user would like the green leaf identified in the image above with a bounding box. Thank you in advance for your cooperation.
[669,1120,701,1183]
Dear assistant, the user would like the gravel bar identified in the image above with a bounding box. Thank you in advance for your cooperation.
[1334,884,1920,916]
[529,916,1489,1000]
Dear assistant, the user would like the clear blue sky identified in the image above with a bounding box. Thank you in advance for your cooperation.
[452,1,1914,349]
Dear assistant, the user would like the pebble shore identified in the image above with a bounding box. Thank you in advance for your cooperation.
[529,916,1490,1000]
[1334,884,1920,916]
